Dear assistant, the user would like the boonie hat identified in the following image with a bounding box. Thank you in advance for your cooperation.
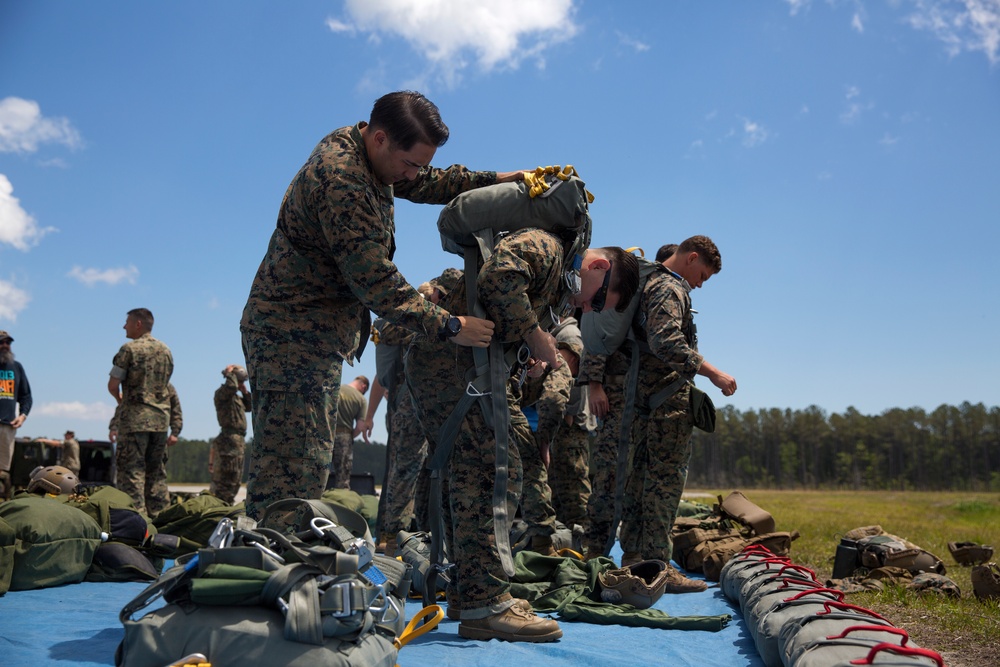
[0,330,13,342]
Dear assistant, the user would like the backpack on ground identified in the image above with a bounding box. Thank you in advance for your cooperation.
[671,492,797,582]
[428,165,595,580]
[835,525,946,577]
[0,516,17,595]
[0,495,104,591]
[116,498,431,667]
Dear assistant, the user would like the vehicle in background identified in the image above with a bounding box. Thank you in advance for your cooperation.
[4,437,115,494]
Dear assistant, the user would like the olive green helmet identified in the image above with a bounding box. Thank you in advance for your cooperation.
[27,465,81,495]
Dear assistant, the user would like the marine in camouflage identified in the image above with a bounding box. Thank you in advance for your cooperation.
[240,121,499,519]
[515,357,569,539]
[211,372,251,504]
[619,269,701,563]
[110,332,174,514]
[330,382,367,489]
[380,382,430,537]
[546,316,593,530]
[405,228,566,615]
[578,348,631,554]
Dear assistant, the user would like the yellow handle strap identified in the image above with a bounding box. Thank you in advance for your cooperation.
[524,165,595,203]
[624,246,645,257]
[557,547,584,560]
[393,604,445,651]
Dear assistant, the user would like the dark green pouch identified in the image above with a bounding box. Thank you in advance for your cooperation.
[690,386,716,432]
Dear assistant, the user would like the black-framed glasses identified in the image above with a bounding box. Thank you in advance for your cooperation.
[591,262,613,313]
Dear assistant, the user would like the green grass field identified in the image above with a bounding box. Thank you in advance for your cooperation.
[692,490,1000,666]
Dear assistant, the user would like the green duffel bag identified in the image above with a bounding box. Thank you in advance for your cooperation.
[0,495,103,590]
[0,515,17,595]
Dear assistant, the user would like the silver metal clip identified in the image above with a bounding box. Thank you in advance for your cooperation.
[207,518,234,548]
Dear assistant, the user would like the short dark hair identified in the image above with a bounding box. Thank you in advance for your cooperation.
[678,235,722,274]
[600,247,641,312]
[369,91,450,151]
[655,243,678,263]
[127,308,155,330]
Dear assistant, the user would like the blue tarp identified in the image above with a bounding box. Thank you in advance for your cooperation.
[0,543,766,667]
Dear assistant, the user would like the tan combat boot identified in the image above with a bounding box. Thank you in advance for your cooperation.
[662,563,708,593]
[458,603,562,642]
[448,597,533,621]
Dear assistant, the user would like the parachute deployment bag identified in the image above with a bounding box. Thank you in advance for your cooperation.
[0,495,103,591]
[117,499,426,667]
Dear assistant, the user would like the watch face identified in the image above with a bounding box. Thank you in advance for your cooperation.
[448,317,462,334]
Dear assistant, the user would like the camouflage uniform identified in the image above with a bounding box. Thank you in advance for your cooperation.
[619,267,703,563]
[210,373,251,504]
[578,348,630,554]
[60,437,81,476]
[405,229,566,617]
[372,318,430,540]
[109,333,174,515]
[515,355,569,540]
[330,383,366,489]
[546,317,594,530]
[240,122,498,519]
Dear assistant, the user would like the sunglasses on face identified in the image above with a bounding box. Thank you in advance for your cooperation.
[590,262,613,313]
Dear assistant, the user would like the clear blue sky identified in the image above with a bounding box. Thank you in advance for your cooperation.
[2,0,998,445]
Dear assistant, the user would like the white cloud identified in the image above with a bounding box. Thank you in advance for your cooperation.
[325,17,354,33]
[327,0,579,87]
[67,265,140,287]
[34,401,117,422]
[0,97,82,154]
[617,31,650,52]
[906,0,1000,64]
[840,85,872,124]
[786,0,810,16]
[0,278,30,322]
[0,174,56,251]
[852,12,865,32]
[742,118,770,147]
[879,132,900,145]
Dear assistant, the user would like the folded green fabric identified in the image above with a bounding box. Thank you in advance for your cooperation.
[509,551,730,632]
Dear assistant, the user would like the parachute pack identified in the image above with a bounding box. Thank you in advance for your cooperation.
[116,498,436,667]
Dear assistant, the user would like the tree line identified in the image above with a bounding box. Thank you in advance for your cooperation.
[165,401,999,491]
[687,402,1000,491]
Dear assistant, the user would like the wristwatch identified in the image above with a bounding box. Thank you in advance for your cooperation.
[438,316,462,341]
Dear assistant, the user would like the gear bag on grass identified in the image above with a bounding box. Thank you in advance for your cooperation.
[117,497,435,667]
[835,525,946,576]
[0,495,103,591]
